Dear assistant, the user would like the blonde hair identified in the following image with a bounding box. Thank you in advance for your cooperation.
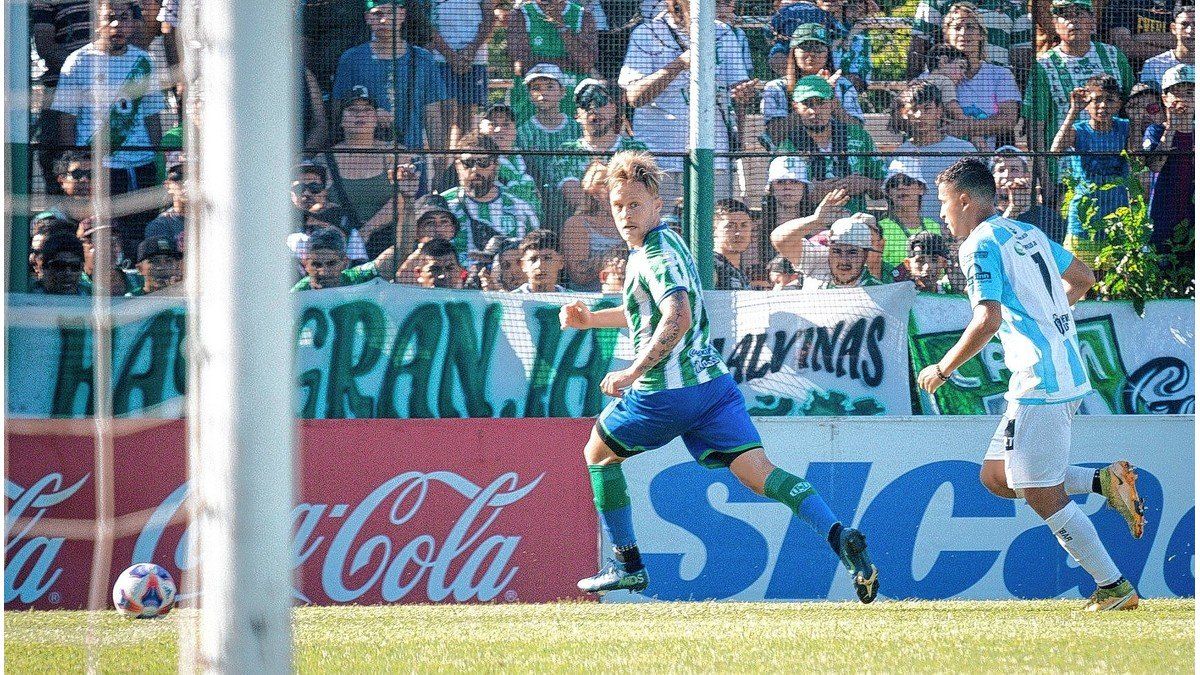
[605,151,663,196]
[942,3,988,63]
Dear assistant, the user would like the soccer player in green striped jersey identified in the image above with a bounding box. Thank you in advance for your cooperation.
[561,151,879,601]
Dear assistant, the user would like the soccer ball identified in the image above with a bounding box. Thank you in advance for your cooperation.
[112,563,177,618]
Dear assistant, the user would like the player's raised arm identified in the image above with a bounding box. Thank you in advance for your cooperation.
[560,301,629,330]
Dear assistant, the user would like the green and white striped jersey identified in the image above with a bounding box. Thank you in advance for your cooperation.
[442,186,541,254]
[624,226,728,392]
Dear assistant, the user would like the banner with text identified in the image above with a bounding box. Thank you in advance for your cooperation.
[603,416,1194,603]
[6,282,918,419]
[909,296,1195,415]
[5,418,599,609]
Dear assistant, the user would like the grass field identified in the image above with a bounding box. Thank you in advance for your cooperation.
[6,599,1194,673]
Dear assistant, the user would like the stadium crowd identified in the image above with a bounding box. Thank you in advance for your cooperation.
[23,0,1196,296]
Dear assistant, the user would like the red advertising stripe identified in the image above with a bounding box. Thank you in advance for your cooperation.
[5,418,599,609]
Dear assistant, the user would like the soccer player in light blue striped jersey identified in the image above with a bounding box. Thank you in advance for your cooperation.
[919,158,1146,612]
[560,151,878,601]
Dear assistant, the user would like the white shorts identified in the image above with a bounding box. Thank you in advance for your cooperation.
[983,399,1081,489]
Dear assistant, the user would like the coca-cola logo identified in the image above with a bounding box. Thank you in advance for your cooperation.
[131,471,545,604]
[5,473,90,604]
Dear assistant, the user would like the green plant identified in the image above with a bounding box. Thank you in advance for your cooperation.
[1076,159,1196,314]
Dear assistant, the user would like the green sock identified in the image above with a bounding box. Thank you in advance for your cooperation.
[763,468,839,537]
[588,464,636,550]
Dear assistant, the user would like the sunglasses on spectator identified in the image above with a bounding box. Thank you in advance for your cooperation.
[795,42,829,52]
[292,182,326,195]
[167,168,185,181]
[66,169,91,180]
[458,157,494,169]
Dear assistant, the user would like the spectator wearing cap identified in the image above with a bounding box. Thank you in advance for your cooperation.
[562,162,622,290]
[1052,74,1132,265]
[144,162,187,245]
[895,231,954,294]
[878,170,942,267]
[598,245,628,294]
[413,193,461,243]
[426,0,495,148]
[777,75,883,213]
[512,229,567,293]
[1141,7,1194,88]
[507,0,598,124]
[49,150,92,222]
[619,0,757,202]
[127,237,183,296]
[712,199,755,290]
[1102,0,1176,71]
[1143,63,1195,255]
[35,231,89,296]
[887,81,977,223]
[515,64,583,188]
[765,0,836,77]
[1026,0,1133,190]
[1124,82,1167,156]
[761,156,811,239]
[910,0,1030,76]
[322,86,413,260]
[442,133,540,258]
[762,23,865,147]
[768,256,801,290]
[30,220,82,292]
[546,79,646,215]
[50,0,168,257]
[332,0,448,153]
[77,219,135,292]
[801,214,885,289]
[292,228,398,292]
[770,185,851,281]
[479,104,545,219]
[991,148,1067,243]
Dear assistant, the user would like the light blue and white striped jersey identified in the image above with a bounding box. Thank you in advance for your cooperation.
[959,214,1092,404]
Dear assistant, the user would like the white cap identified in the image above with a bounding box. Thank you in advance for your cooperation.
[1162,63,1195,91]
[767,156,810,184]
[829,214,877,250]
[523,63,566,86]
[882,167,928,189]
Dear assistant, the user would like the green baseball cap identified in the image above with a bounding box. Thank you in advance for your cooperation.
[1051,0,1092,13]
[789,23,830,47]
[791,75,834,104]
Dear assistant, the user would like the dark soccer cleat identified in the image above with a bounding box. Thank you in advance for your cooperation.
[577,559,649,595]
[836,527,879,604]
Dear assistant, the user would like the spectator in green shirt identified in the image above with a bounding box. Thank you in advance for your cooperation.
[292,227,398,292]
[877,170,943,267]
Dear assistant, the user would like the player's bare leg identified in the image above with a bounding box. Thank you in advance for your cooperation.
[578,427,648,595]
[729,448,879,603]
[1024,484,1138,611]
[980,460,1145,538]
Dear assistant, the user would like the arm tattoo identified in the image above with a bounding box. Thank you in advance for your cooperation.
[631,293,690,376]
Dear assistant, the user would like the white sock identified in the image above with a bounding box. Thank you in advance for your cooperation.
[1064,466,1096,496]
[1044,502,1122,586]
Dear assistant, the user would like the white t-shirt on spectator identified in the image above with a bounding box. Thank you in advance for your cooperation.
[619,13,752,173]
[432,0,489,64]
[956,63,1020,119]
[1140,50,1183,88]
[761,75,865,125]
[51,43,167,169]
[889,136,978,221]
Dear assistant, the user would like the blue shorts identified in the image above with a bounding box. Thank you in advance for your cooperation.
[596,374,763,469]
[441,63,488,105]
